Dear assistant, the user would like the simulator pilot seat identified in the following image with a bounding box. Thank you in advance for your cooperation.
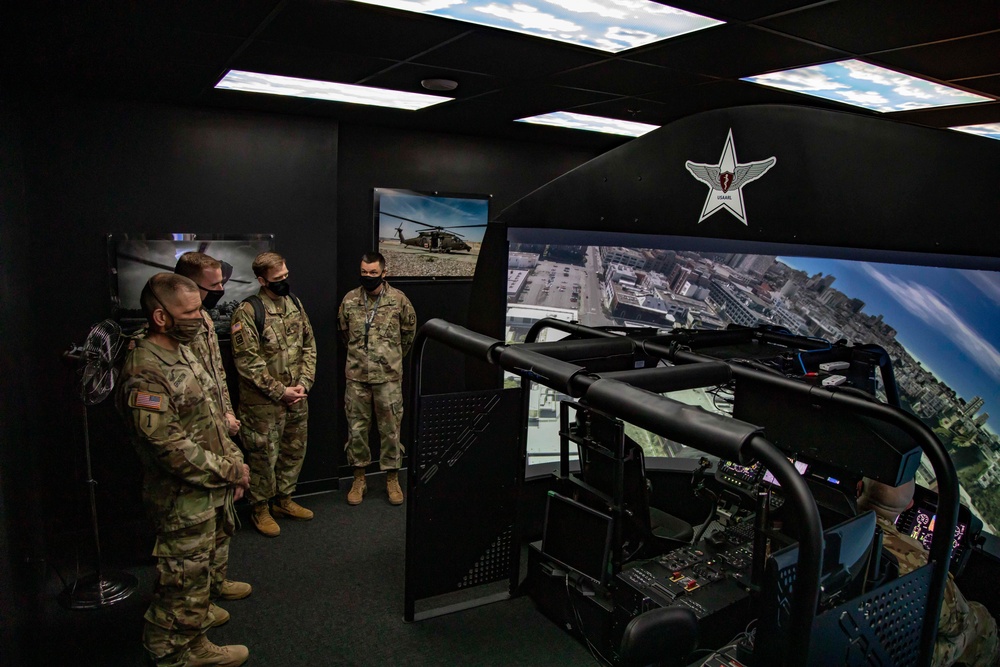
[565,403,694,564]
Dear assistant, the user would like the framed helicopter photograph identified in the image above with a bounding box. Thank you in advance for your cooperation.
[107,232,275,334]
[373,187,491,281]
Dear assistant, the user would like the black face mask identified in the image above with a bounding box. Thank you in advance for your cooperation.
[360,274,384,293]
[200,287,225,310]
[266,279,290,297]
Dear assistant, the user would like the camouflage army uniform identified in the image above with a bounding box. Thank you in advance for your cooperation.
[337,283,416,470]
[134,310,237,597]
[118,338,246,666]
[188,309,235,417]
[231,289,317,503]
[879,515,999,667]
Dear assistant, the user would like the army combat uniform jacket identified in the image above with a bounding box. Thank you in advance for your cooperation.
[135,309,234,414]
[338,283,416,384]
[188,309,234,415]
[230,289,316,406]
[879,515,998,666]
[118,338,245,534]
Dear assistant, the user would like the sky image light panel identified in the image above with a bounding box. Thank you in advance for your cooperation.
[742,60,992,113]
[951,123,1000,141]
[349,0,723,53]
[216,70,452,110]
[516,110,660,136]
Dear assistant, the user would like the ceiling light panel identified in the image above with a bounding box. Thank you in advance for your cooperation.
[516,111,658,137]
[348,0,723,54]
[215,70,452,110]
[742,60,992,113]
[951,123,1000,141]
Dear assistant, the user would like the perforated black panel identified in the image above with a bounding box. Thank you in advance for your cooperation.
[811,566,931,667]
[405,387,524,605]
[416,391,505,483]
[460,526,513,589]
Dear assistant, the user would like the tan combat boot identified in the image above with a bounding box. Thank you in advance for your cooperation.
[251,501,280,537]
[386,470,404,506]
[347,468,366,506]
[218,579,252,601]
[185,634,249,667]
[272,494,314,520]
[207,602,230,627]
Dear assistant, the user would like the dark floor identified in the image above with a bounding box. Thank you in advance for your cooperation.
[26,478,596,667]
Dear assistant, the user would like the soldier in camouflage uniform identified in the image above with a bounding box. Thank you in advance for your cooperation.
[337,252,416,506]
[119,273,250,667]
[858,478,998,667]
[230,251,317,537]
[173,252,252,605]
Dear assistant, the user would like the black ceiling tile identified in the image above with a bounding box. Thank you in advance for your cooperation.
[628,24,845,78]
[132,1,285,39]
[411,31,606,79]
[886,101,1000,128]
[230,40,395,84]
[256,0,472,61]
[552,59,710,96]
[358,63,504,99]
[664,0,833,23]
[643,79,866,117]
[564,97,676,126]
[956,74,1000,97]
[436,85,618,122]
[871,33,1000,82]
[758,0,1000,55]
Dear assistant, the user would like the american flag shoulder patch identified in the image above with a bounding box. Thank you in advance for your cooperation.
[131,389,166,412]
[231,321,243,333]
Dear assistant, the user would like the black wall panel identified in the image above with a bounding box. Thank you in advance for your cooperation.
[12,95,339,547]
[334,124,596,471]
[0,95,598,562]
[0,85,34,667]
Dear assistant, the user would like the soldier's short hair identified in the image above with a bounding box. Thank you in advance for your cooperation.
[361,252,386,270]
[140,273,200,323]
[252,251,286,278]
[174,251,221,280]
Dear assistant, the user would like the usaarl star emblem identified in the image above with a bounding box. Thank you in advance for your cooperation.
[685,129,776,225]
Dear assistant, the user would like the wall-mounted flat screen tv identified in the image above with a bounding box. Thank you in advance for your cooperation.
[373,188,490,281]
[506,227,1000,536]
[108,233,274,334]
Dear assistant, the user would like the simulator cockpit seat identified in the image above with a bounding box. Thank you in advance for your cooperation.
[618,606,699,667]
[577,437,694,559]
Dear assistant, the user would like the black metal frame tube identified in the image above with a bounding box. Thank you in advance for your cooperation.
[525,317,620,343]
[600,363,731,393]
[410,321,828,665]
[646,341,956,667]
[745,435,823,667]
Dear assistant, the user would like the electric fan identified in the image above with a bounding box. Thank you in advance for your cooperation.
[59,319,138,609]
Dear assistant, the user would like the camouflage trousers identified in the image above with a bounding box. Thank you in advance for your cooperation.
[239,398,308,504]
[144,509,228,666]
[344,380,404,470]
[934,596,998,667]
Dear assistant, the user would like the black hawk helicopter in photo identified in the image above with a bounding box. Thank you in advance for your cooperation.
[382,211,486,253]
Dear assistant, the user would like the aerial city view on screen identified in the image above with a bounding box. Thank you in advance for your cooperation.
[506,240,1000,534]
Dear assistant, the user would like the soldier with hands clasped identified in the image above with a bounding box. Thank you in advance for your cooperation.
[230,251,317,537]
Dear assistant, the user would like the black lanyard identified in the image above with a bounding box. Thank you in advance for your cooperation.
[363,290,383,351]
